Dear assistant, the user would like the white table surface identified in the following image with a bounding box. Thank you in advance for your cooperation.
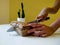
[0,24,60,45]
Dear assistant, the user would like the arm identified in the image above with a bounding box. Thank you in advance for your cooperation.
[50,17,60,31]
[27,17,60,37]
[37,0,60,19]
[47,0,60,14]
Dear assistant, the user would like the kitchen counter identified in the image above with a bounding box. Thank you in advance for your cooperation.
[0,24,60,45]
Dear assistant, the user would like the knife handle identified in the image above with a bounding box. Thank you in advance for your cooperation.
[44,17,50,20]
[38,16,50,22]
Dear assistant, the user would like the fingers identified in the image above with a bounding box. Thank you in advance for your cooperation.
[22,23,36,28]
[28,23,45,28]
[27,27,43,34]
[37,9,48,21]
[32,30,47,37]
[23,23,51,37]
[23,23,43,29]
[33,31,43,37]
[37,15,48,21]
[27,26,49,37]
[33,31,49,37]
[37,15,43,19]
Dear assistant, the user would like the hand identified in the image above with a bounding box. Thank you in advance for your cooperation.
[27,23,55,37]
[37,8,48,21]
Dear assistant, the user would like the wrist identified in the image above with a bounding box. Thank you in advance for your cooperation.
[50,17,60,32]
[50,25,57,32]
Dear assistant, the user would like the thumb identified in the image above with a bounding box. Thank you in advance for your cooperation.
[37,15,43,19]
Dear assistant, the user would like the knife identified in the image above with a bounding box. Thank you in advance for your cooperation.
[28,17,50,23]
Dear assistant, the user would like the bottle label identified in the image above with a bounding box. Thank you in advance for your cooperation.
[17,18,25,22]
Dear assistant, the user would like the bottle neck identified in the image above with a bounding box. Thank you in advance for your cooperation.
[22,9,25,18]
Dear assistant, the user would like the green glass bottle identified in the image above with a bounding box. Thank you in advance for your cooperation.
[18,9,20,18]
[21,2,25,18]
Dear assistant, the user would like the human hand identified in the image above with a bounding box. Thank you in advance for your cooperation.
[27,23,55,37]
[37,8,48,21]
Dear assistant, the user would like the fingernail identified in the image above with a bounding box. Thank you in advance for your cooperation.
[42,34,47,37]
[42,35,45,37]
[28,24,31,25]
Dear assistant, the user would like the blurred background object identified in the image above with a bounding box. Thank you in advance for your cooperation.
[0,0,60,26]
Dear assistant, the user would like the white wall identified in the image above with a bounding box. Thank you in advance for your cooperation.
[0,0,9,24]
